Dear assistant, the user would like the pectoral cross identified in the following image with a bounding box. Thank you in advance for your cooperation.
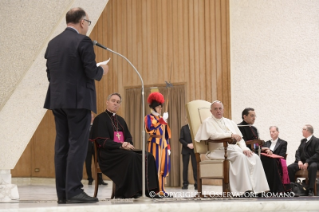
[116,132,121,140]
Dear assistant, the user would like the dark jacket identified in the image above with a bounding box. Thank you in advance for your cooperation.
[294,135,319,164]
[179,124,195,154]
[263,138,288,158]
[44,27,103,113]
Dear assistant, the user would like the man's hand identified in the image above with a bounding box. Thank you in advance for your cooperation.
[243,150,253,157]
[302,162,308,170]
[298,161,303,169]
[231,133,242,141]
[266,149,273,155]
[100,64,109,75]
[187,143,194,149]
[121,142,135,150]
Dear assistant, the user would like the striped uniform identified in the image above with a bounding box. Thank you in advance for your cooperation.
[145,114,171,194]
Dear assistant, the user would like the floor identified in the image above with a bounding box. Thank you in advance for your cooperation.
[1,178,319,212]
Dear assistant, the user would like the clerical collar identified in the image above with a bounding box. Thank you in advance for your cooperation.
[151,109,160,117]
[105,109,116,116]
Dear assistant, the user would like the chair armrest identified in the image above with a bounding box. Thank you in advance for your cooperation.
[246,139,264,146]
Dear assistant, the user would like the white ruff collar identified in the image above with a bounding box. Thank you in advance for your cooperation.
[151,109,160,117]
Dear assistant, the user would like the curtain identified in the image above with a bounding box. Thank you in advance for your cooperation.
[125,85,185,187]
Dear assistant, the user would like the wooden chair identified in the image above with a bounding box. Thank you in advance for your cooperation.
[295,169,319,195]
[93,140,116,198]
[186,100,236,196]
[246,139,265,156]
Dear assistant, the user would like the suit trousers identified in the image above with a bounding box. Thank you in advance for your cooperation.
[182,152,197,186]
[53,108,91,200]
[288,162,319,189]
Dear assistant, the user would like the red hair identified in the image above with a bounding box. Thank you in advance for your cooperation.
[147,92,165,104]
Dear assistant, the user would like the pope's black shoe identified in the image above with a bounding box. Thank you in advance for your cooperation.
[67,192,98,203]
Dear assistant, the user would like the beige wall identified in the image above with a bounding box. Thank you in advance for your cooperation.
[230,0,319,164]
[0,0,109,170]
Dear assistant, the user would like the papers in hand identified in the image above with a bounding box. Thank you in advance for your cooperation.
[97,58,111,67]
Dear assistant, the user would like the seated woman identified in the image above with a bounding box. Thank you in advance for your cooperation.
[261,126,290,193]
[90,93,159,198]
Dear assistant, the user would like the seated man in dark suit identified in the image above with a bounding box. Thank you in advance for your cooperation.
[262,126,287,158]
[261,126,289,192]
[288,124,319,196]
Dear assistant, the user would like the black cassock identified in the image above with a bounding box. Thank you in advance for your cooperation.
[90,110,159,198]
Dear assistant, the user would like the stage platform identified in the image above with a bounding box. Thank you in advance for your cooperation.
[1,178,318,212]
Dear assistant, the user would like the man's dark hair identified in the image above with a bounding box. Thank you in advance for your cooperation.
[66,7,86,24]
[242,107,254,120]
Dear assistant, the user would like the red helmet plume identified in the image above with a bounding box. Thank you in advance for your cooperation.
[147,92,165,105]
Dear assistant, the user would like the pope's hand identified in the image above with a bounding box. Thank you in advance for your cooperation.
[163,112,169,121]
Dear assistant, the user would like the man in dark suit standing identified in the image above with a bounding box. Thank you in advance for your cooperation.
[288,125,319,196]
[44,7,108,204]
[263,126,287,158]
[179,124,197,190]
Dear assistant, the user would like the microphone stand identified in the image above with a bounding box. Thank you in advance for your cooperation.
[105,48,149,201]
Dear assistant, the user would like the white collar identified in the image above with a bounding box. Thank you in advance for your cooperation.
[306,135,313,142]
[212,116,223,122]
[271,138,278,143]
[106,109,116,116]
[151,109,160,117]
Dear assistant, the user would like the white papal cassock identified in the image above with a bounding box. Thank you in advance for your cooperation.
[195,116,269,194]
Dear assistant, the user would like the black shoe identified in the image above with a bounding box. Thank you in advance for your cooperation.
[67,192,98,203]
[308,189,314,196]
[194,185,197,190]
[57,199,66,204]
[182,185,188,189]
[99,180,108,185]
[88,180,93,185]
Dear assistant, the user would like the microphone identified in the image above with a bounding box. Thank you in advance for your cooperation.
[92,40,107,50]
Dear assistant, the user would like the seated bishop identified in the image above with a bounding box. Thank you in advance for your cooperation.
[195,100,269,194]
[90,93,159,198]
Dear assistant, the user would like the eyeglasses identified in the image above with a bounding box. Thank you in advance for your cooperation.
[83,19,91,26]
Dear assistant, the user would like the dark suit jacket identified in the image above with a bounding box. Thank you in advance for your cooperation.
[179,124,195,154]
[263,138,288,158]
[294,135,319,164]
[44,27,103,113]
